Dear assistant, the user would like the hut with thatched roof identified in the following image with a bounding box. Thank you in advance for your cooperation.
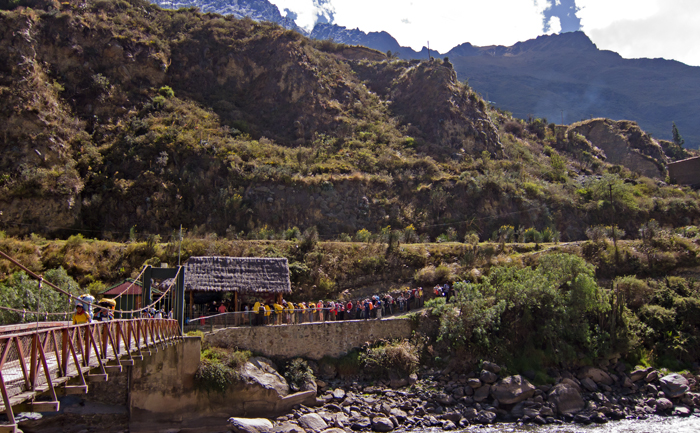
[180,256,291,317]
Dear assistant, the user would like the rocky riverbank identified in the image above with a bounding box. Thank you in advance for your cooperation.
[230,361,700,433]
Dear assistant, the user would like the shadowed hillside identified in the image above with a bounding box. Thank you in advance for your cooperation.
[0,0,698,244]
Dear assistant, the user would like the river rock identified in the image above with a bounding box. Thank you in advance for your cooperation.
[473,384,491,402]
[349,416,371,430]
[371,417,394,432]
[630,367,653,382]
[548,379,584,416]
[659,374,690,398]
[467,378,482,388]
[331,388,346,401]
[490,375,536,404]
[482,361,501,374]
[462,407,478,420]
[228,417,273,433]
[645,370,659,382]
[319,429,346,433]
[656,398,673,411]
[441,420,457,430]
[476,410,497,424]
[580,377,598,392]
[272,423,304,433]
[298,413,328,431]
[578,367,613,386]
[480,370,499,384]
[673,406,692,417]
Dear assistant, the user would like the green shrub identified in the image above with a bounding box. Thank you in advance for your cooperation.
[284,358,315,391]
[360,340,419,376]
[158,86,175,98]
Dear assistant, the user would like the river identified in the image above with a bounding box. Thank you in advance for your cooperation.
[417,415,700,433]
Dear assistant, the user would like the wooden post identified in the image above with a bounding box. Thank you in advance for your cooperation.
[189,290,194,320]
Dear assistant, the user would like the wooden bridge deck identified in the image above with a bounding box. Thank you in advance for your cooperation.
[0,318,181,433]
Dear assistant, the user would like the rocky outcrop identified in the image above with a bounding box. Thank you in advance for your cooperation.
[569,119,667,178]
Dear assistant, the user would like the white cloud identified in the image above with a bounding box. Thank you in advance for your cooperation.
[577,0,700,66]
[546,16,562,34]
[269,0,700,66]
[271,0,554,53]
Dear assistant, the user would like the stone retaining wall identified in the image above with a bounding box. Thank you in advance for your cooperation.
[204,317,414,360]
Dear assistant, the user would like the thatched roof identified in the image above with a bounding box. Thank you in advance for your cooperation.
[180,256,291,294]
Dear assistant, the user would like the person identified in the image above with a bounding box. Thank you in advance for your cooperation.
[273,302,284,325]
[168,309,173,319]
[155,309,163,319]
[376,297,382,320]
[317,300,324,322]
[217,303,227,314]
[363,299,370,320]
[72,304,91,325]
[346,300,353,320]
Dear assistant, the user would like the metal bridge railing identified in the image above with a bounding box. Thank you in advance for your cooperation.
[0,318,180,432]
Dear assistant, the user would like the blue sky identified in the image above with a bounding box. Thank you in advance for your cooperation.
[269,0,700,67]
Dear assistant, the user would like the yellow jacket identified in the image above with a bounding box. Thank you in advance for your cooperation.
[273,303,284,314]
[72,312,90,325]
[264,305,271,316]
[286,303,295,312]
[253,302,262,314]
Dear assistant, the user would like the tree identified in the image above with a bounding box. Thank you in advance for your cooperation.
[672,122,685,147]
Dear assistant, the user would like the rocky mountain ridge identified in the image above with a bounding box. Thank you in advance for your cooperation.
[161,0,700,148]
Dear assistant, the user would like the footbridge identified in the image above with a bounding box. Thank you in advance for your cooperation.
[0,318,181,433]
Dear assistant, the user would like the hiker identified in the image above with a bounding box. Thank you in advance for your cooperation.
[72,304,91,325]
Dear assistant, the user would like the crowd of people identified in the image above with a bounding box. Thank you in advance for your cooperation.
[190,287,425,327]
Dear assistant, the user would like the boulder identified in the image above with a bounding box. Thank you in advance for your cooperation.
[350,417,371,430]
[548,380,584,416]
[656,398,673,411]
[473,384,491,402]
[476,410,497,424]
[482,361,501,374]
[659,374,690,398]
[480,370,499,384]
[673,406,692,417]
[463,407,478,420]
[371,417,394,432]
[645,370,659,382]
[580,377,598,392]
[228,417,273,433]
[490,375,536,405]
[298,413,328,432]
[577,367,613,386]
[272,423,304,433]
[467,378,482,389]
[441,420,457,430]
[319,429,346,433]
[630,367,653,382]
[436,393,455,406]
[331,388,346,401]
[389,408,407,423]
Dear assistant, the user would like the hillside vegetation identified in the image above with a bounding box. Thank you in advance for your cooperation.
[0,0,696,243]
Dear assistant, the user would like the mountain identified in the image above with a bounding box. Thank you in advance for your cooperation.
[151,0,304,33]
[153,0,700,149]
[445,32,700,149]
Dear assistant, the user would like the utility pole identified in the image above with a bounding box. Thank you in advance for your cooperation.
[427,41,431,60]
[178,224,182,266]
